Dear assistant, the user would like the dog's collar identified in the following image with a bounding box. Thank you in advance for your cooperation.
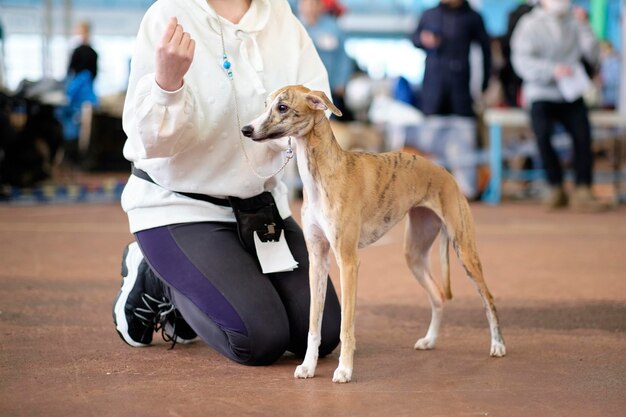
[314,114,325,127]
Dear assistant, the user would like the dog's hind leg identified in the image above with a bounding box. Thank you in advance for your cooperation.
[445,199,506,357]
[405,207,447,351]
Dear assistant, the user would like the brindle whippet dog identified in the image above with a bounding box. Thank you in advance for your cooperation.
[241,85,506,383]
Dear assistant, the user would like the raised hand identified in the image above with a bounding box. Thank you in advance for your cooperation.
[420,30,441,49]
[155,17,196,91]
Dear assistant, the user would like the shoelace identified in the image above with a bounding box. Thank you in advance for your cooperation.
[160,317,180,350]
[133,293,179,349]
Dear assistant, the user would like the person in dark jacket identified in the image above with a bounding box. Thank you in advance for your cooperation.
[412,0,491,117]
[411,0,492,199]
[68,21,98,81]
[62,21,98,162]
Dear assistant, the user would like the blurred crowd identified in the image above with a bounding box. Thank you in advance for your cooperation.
[0,0,621,209]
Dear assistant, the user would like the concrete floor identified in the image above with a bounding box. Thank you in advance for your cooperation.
[1,199,625,417]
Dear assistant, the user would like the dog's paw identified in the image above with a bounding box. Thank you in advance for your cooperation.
[332,366,352,383]
[294,364,316,379]
[490,341,506,357]
[414,337,436,350]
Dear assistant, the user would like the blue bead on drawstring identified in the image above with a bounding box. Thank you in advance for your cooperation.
[222,54,233,78]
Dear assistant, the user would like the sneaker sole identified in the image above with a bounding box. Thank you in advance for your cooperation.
[112,243,150,347]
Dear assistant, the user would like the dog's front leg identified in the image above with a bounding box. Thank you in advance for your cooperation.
[294,226,330,380]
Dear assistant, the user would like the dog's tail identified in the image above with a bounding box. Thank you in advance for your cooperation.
[439,229,453,300]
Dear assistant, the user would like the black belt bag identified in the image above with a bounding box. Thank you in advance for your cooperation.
[228,193,285,254]
[132,165,284,254]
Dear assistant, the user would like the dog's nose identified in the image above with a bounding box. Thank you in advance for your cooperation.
[241,125,254,137]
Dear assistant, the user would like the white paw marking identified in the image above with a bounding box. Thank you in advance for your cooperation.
[332,366,352,383]
[414,337,436,350]
[490,341,506,357]
[294,364,315,379]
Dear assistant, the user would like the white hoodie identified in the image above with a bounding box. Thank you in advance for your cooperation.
[121,0,331,233]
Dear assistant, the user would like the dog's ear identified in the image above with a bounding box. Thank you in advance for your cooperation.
[305,91,343,117]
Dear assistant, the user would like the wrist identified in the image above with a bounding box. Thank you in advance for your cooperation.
[155,76,184,92]
[151,77,185,106]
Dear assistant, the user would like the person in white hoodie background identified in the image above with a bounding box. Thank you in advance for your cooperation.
[112,0,341,366]
[511,0,608,211]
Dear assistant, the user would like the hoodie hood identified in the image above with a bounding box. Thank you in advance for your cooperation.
[195,0,272,33]
[193,0,272,94]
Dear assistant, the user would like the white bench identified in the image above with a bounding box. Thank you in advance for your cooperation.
[481,108,626,205]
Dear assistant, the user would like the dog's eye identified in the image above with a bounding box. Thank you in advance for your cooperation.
[277,104,288,113]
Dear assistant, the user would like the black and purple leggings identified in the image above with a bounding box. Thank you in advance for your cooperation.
[135,217,341,365]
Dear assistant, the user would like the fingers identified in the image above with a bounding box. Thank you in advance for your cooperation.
[161,16,178,45]
[189,39,196,59]
[177,31,194,60]
[179,31,191,50]
[187,38,196,60]
[170,22,184,46]
[162,17,194,55]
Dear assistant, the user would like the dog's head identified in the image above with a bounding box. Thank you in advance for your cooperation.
[241,85,342,141]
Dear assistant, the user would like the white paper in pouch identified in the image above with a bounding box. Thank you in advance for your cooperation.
[253,230,299,274]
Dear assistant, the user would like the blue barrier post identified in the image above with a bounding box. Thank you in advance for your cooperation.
[482,123,502,205]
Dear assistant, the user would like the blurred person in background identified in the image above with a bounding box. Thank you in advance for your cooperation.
[0,19,6,89]
[68,21,98,81]
[411,0,492,200]
[598,40,620,110]
[499,0,537,107]
[60,21,98,163]
[298,0,353,120]
[511,0,609,211]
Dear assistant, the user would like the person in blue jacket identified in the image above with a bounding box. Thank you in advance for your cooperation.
[411,0,491,199]
[59,21,99,163]
[298,0,353,120]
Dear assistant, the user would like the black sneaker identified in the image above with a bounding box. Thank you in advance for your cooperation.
[112,242,197,347]
[113,242,164,346]
[163,310,198,345]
